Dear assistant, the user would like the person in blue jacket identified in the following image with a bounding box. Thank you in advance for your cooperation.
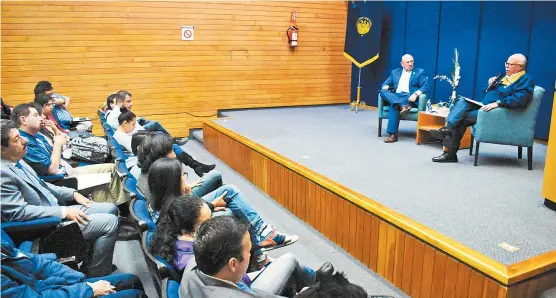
[379,54,429,143]
[430,53,535,163]
[0,242,146,298]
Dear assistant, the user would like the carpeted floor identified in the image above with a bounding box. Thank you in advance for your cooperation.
[212,104,556,266]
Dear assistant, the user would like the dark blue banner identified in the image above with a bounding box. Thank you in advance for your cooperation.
[344,1,383,68]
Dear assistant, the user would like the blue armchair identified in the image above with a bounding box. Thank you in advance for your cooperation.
[129,198,156,233]
[469,86,545,170]
[1,217,61,255]
[141,231,181,296]
[161,278,180,298]
[377,93,428,137]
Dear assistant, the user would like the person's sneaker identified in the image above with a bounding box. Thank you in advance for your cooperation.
[259,226,299,252]
[248,250,272,272]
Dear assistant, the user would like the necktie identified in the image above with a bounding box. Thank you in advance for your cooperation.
[15,162,58,206]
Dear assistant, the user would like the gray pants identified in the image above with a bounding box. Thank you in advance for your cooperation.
[251,253,315,295]
[68,202,119,277]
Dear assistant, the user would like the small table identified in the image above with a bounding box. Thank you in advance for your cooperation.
[416,110,471,149]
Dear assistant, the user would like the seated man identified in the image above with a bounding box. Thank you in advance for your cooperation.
[34,93,68,135]
[11,103,128,205]
[108,94,214,177]
[179,216,331,297]
[34,80,91,131]
[1,242,146,297]
[430,53,534,163]
[0,120,119,277]
[380,54,429,143]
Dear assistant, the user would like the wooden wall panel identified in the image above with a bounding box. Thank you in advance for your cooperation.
[1,1,350,137]
[203,122,556,297]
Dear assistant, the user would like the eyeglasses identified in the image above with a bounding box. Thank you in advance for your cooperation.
[505,62,523,67]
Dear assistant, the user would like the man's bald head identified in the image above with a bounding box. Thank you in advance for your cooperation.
[400,54,414,71]
[505,53,527,76]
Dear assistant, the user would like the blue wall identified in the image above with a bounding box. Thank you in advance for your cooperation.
[350,1,556,140]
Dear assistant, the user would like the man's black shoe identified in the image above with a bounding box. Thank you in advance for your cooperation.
[432,152,458,163]
[429,127,450,140]
[316,262,334,282]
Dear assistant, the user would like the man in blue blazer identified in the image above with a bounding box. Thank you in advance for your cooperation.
[430,53,534,163]
[380,54,429,143]
[0,119,119,277]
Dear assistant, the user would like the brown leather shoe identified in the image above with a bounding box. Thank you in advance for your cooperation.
[384,134,398,143]
[400,105,411,115]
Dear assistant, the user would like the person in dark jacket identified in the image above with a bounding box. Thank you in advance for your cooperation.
[430,53,535,163]
[0,241,146,298]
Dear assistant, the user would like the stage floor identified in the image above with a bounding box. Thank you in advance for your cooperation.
[214,104,555,265]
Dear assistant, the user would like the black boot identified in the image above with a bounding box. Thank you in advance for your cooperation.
[177,152,216,177]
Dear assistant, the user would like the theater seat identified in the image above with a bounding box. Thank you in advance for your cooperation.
[129,198,156,233]
[161,278,180,298]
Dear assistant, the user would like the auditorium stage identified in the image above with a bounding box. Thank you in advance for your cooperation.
[203,104,556,297]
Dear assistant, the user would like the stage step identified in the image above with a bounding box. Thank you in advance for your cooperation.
[190,128,203,143]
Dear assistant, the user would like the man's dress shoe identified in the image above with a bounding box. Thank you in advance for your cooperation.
[384,134,398,143]
[432,152,458,163]
[400,105,411,115]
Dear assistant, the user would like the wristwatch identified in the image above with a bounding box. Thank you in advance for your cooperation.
[496,100,502,107]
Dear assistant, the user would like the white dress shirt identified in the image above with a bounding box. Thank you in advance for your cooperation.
[396,70,412,94]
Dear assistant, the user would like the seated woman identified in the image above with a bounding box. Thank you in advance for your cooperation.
[150,195,329,296]
[146,156,299,268]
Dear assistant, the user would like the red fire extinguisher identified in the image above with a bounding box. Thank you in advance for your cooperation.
[287,11,299,47]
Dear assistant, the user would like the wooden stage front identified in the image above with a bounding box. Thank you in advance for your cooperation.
[203,121,556,298]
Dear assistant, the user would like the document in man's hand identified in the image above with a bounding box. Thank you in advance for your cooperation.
[458,95,484,107]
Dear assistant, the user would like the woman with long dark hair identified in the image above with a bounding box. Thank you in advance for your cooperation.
[150,196,329,296]
[146,155,299,269]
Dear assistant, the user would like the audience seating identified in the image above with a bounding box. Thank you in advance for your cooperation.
[161,278,180,298]
[470,86,545,170]
[141,231,181,296]
[129,198,156,232]
[377,93,428,137]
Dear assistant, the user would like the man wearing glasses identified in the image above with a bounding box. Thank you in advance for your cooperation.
[430,53,534,163]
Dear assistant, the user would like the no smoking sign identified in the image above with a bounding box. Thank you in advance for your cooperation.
[181,26,194,41]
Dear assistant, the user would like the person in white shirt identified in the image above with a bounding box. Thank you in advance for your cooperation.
[379,54,429,143]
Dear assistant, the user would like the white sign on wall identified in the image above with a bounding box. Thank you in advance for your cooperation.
[181,26,194,41]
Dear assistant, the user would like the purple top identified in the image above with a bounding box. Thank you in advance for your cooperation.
[174,239,252,285]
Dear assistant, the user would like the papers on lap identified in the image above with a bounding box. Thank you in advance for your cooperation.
[77,173,112,190]
[458,95,484,107]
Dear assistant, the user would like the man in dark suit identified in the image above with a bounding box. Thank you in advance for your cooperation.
[0,119,119,277]
[380,54,429,143]
[430,53,534,163]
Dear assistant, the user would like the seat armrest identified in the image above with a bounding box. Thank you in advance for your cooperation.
[1,217,61,233]
[417,94,427,111]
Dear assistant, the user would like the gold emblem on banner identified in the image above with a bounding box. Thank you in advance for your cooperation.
[356,17,372,36]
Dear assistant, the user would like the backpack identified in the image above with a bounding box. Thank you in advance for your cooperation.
[69,135,110,164]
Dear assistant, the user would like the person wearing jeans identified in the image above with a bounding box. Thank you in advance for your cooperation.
[143,158,299,268]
